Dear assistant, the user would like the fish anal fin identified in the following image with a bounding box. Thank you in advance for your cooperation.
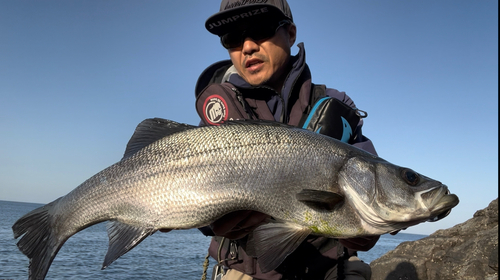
[296,189,344,211]
[102,221,157,269]
[246,222,312,273]
[122,118,196,160]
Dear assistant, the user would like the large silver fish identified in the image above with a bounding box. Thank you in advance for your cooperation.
[12,118,458,279]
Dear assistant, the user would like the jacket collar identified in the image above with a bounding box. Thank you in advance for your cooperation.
[195,43,310,98]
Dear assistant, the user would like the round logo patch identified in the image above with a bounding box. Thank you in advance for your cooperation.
[203,95,228,125]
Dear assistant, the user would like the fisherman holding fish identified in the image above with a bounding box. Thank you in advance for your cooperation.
[12,1,460,279]
[196,1,380,279]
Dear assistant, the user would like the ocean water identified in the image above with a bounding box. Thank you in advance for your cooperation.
[0,200,426,279]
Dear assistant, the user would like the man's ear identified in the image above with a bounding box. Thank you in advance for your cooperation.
[288,23,297,46]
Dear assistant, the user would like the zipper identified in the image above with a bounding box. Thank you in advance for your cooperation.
[230,87,257,120]
[257,86,284,123]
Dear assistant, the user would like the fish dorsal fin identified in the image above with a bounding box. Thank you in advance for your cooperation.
[122,118,196,160]
[296,189,344,211]
[102,221,157,269]
[246,221,312,273]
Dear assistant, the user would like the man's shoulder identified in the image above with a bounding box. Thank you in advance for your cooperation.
[195,59,233,98]
[324,87,355,108]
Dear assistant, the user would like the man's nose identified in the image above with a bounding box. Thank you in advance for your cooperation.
[241,37,259,55]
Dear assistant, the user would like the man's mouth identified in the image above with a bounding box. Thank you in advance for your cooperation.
[245,58,263,70]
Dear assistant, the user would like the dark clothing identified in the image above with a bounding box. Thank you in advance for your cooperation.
[195,43,377,279]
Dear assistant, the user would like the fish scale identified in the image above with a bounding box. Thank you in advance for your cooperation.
[12,118,459,279]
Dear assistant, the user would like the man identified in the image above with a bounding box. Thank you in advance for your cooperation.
[194,1,380,279]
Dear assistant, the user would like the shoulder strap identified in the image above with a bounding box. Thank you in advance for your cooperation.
[300,84,363,144]
[195,60,233,98]
[297,83,327,127]
[312,83,327,101]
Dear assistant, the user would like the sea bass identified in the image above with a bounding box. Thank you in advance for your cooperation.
[13,118,458,279]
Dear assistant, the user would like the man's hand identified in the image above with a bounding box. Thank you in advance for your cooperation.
[339,235,380,252]
[210,210,269,240]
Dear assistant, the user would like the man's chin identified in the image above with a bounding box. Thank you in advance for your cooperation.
[246,77,270,87]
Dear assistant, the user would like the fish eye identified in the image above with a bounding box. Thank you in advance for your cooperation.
[401,168,420,186]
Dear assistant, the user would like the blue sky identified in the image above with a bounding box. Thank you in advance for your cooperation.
[0,1,497,235]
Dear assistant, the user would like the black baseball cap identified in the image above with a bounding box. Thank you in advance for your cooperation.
[206,0,293,36]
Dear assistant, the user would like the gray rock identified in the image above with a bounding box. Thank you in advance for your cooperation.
[370,198,498,280]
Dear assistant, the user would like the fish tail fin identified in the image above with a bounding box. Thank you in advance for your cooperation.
[12,198,67,280]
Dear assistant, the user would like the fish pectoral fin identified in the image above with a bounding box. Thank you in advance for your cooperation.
[102,221,157,269]
[246,222,312,273]
[296,189,344,211]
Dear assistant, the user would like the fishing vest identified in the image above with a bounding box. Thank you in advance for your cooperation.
[195,81,367,144]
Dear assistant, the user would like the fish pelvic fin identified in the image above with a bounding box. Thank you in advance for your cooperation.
[296,189,344,211]
[123,118,197,160]
[246,222,312,273]
[102,221,157,269]
[12,198,66,280]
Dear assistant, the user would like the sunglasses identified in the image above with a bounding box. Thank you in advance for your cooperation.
[220,20,291,49]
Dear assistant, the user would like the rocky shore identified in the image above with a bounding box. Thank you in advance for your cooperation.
[370,198,498,280]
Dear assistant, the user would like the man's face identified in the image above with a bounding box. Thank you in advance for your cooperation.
[227,23,296,91]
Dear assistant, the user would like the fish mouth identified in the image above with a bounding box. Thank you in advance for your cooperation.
[421,186,459,222]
